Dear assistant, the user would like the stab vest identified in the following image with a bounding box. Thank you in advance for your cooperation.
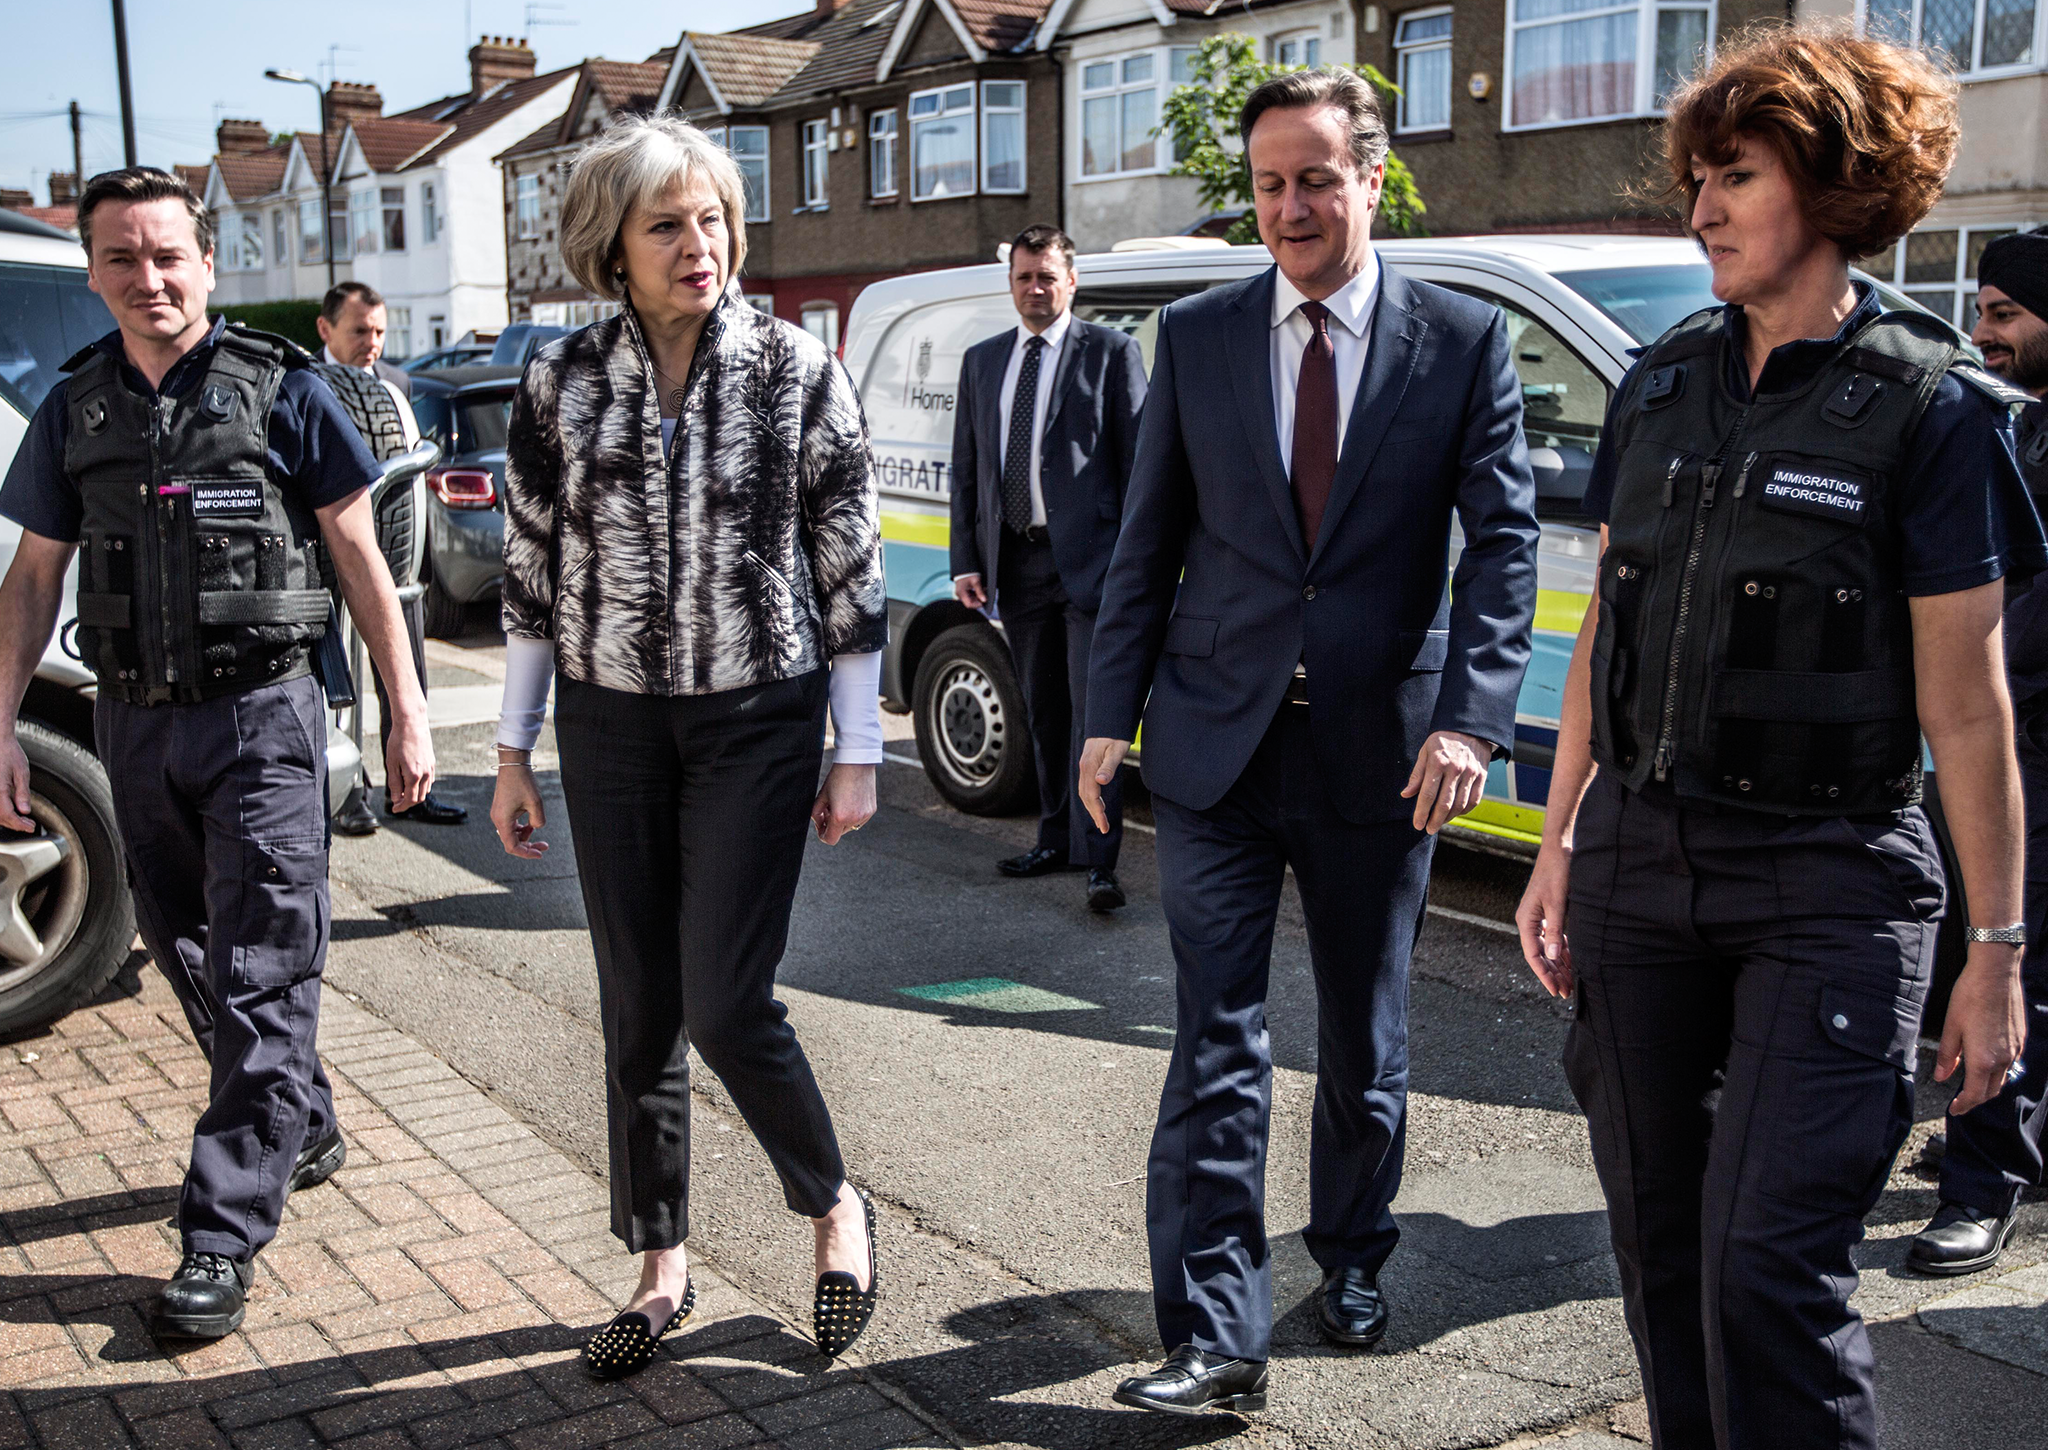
[62,325,330,704]
[1589,305,2022,815]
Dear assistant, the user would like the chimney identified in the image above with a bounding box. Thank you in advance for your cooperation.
[48,171,77,205]
[216,118,271,155]
[815,0,852,14]
[325,82,385,131]
[0,188,33,211]
[469,36,537,99]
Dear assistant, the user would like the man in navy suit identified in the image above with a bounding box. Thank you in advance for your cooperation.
[952,225,1147,911]
[1080,70,1538,1413]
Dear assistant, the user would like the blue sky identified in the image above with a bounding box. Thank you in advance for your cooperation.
[1,0,807,198]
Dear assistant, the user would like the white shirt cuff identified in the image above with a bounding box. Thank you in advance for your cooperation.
[828,651,884,764]
[496,635,555,751]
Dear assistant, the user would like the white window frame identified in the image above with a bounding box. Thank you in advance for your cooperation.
[349,188,377,255]
[298,198,323,264]
[1271,28,1324,67]
[908,83,979,202]
[1873,221,2031,330]
[746,293,776,316]
[1077,47,1197,181]
[237,213,262,272]
[386,305,412,361]
[705,125,771,223]
[1857,0,2045,78]
[801,118,831,210]
[980,81,1027,195]
[271,208,287,268]
[1393,8,1455,134]
[380,186,406,253]
[869,108,899,198]
[421,181,440,244]
[514,173,541,240]
[800,301,840,351]
[1502,0,1717,133]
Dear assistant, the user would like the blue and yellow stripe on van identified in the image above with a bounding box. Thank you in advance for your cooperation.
[881,508,958,607]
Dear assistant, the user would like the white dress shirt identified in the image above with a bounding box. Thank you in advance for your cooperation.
[997,308,1073,528]
[1270,254,1380,476]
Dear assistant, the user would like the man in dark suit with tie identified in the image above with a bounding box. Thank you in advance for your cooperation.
[1080,70,1538,1413]
[951,226,1147,911]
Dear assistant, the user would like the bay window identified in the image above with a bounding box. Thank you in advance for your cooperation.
[1395,9,1455,132]
[381,186,406,252]
[1505,0,1713,131]
[298,198,323,263]
[982,82,1026,193]
[271,209,287,267]
[351,189,377,255]
[1080,47,1200,178]
[1272,29,1323,66]
[704,126,770,222]
[1861,0,2038,73]
[910,84,976,199]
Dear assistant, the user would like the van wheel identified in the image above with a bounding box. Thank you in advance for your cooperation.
[0,722,135,1036]
[912,624,1035,816]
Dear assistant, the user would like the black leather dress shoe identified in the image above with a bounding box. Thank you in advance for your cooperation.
[1114,1346,1267,1416]
[1908,1200,2019,1276]
[152,1251,254,1339]
[332,780,379,837]
[387,792,469,824]
[997,846,1068,878]
[1318,1267,1389,1348]
[289,1128,346,1194]
[1086,869,1126,912]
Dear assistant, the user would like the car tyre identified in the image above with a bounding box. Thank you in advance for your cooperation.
[911,624,1035,816]
[421,556,468,640]
[0,722,136,1037]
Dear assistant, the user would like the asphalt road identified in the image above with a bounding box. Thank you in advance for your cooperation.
[312,627,2045,1450]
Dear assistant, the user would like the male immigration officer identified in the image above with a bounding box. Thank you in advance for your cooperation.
[0,169,434,1338]
[1908,227,2048,1274]
[1080,71,1537,1411]
[317,280,467,833]
[951,225,1147,911]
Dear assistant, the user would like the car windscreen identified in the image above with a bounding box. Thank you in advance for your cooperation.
[0,260,115,418]
[1555,264,1721,345]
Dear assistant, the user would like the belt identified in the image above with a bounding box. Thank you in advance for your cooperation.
[1284,674,1310,706]
[1005,524,1050,544]
[97,657,311,706]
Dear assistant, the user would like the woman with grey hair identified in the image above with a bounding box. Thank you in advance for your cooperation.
[489,114,886,1377]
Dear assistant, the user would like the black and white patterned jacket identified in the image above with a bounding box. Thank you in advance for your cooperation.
[500,288,887,695]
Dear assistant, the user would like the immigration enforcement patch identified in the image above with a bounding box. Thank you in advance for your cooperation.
[1758,464,1868,523]
[189,481,265,518]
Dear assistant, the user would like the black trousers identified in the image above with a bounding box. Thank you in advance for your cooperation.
[1565,772,1942,1450]
[370,591,428,786]
[1147,702,1434,1361]
[95,675,338,1260]
[1941,717,2048,1214]
[554,671,845,1252]
[997,528,1120,868]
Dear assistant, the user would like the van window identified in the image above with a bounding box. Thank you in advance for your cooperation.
[0,261,115,419]
[1073,285,1207,374]
[1454,291,1609,522]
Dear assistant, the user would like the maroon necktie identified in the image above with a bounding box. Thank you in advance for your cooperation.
[1291,300,1338,551]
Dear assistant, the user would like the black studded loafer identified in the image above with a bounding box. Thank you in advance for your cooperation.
[1318,1266,1389,1348]
[1907,1200,2019,1277]
[583,1280,696,1380]
[151,1251,255,1339]
[288,1128,346,1194]
[1113,1345,1267,1415]
[814,1190,879,1358]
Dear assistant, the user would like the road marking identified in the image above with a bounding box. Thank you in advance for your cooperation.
[898,977,1100,1013]
[879,751,1522,939]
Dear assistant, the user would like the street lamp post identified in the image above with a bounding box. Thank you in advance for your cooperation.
[264,68,334,289]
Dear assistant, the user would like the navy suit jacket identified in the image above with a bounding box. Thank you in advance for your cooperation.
[949,317,1147,614]
[1086,264,1540,823]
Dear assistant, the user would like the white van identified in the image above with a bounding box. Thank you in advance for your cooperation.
[843,234,1967,863]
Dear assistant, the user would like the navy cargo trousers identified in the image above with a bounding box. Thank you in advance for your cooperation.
[1564,771,1942,1450]
[95,674,337,1261]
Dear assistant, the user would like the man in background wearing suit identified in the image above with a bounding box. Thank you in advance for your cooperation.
[317,282,468,834]
[952,226,1147,912]
[1081,70,1538,1413]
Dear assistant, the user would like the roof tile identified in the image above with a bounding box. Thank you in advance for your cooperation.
[683,31,824,108]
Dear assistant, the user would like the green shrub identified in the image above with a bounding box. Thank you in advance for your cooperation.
[212,300,324,351]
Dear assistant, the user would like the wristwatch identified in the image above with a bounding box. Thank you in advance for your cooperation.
[1966,923,2028,945]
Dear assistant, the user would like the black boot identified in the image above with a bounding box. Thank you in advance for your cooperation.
[151,1251,254,1339]
[1907,1200,2019,1276]
[289,1128,346,1193]
[332,778,379,837]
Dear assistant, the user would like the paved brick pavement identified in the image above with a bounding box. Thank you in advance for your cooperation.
[0,969,950,1450]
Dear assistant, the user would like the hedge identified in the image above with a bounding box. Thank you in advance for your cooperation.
[211,300,324,351]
